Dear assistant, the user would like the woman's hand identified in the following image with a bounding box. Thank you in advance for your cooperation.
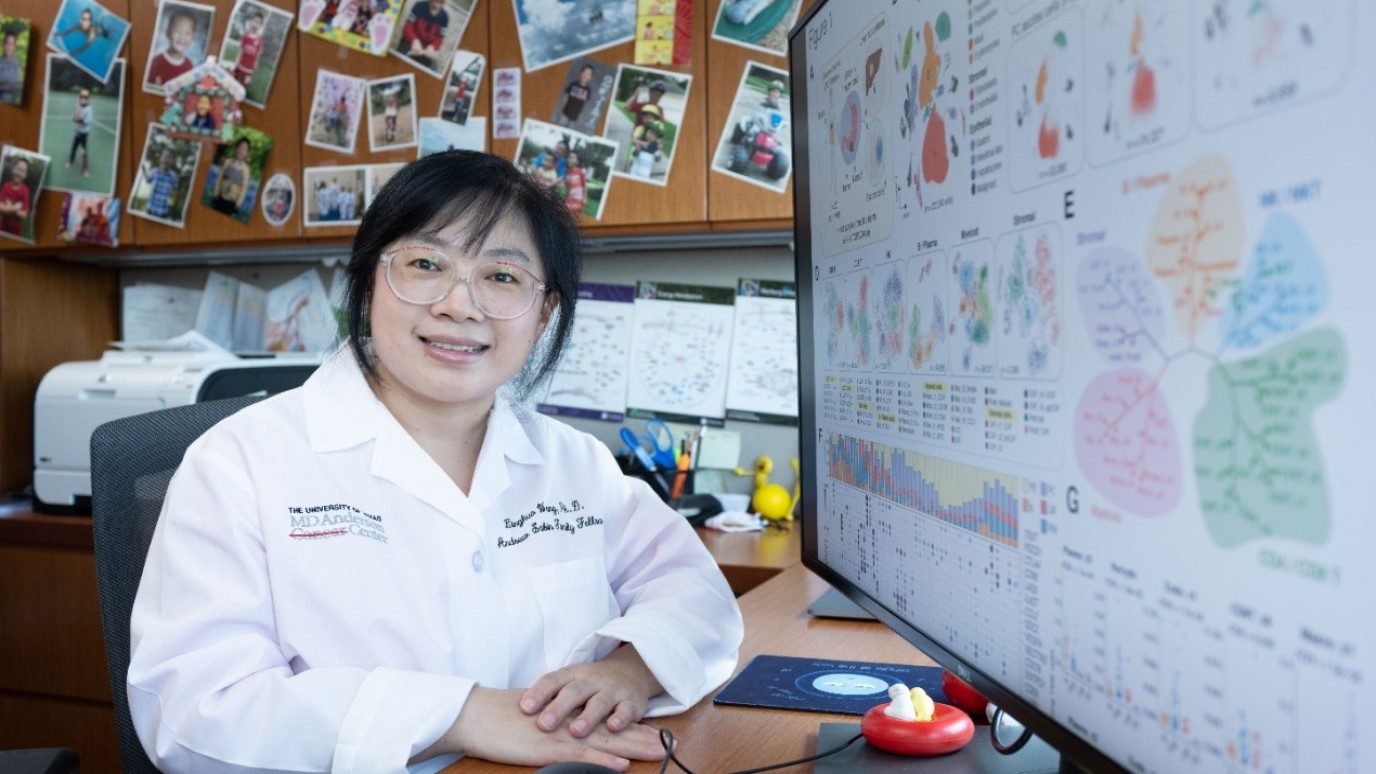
[520,644,665,738]
[425,686,664,771]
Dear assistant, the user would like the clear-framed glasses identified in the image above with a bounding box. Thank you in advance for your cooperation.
[380,245,547,320]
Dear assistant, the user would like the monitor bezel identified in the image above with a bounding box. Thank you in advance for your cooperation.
[786,4,1125,771]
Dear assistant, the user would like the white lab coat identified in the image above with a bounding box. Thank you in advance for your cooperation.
[127,347,743,773]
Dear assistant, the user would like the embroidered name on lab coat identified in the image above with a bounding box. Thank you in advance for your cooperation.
[287,503,389,544]
[498,499,603,548]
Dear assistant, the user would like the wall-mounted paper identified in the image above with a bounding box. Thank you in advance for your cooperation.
[725,278,797,423]
[626,281,734,425]
[538,282,634,422]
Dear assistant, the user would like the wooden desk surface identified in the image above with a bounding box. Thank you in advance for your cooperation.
[446,564,929,773]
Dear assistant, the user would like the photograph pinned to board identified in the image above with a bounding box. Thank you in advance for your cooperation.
[366,73,418,151]
[364,162,403,208]
[46,0,130,83]
[536,282,636,422]
[302,164,366,227]
[201,125,273,223]
[514,118,618,220]
[725,279,798,423]
[633,0,674,65]
[260,171,294,226]
[439,49,483,124]
[551,56,614,136]
[492,66,521,139]
[298,0,403,57]
[512,0,634,72]
[711,0,801,56]
[219,0,294,108]
[0,145,51,244]
[142,0,215,95]
[57,191,120,247]
[711,61,791,192]
[157,59,246,143]
[305,69,366,153]
[128,123,201,228]
[418,116,486,156]
[0,17,32,106]
[603,63,691,186]
[626,281,736,424]
[39,54,124,197]
[392,0,475,79]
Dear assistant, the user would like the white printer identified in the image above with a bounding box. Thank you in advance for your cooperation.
[33,348,320,510]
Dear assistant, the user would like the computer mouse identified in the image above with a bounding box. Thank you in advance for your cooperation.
[533,763,621,774]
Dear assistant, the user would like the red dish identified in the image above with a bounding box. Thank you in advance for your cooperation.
[860,701,976,756]
[942,671,990,716]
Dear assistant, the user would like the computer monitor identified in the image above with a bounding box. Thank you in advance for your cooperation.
[789,1,1372,771]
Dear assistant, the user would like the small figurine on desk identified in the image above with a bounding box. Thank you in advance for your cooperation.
[861,682,974,757]
[734,455,801,523]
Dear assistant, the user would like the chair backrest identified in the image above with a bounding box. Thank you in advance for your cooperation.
[89,395,264,774]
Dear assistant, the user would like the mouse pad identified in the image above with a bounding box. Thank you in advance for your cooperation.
[713,655,946,715]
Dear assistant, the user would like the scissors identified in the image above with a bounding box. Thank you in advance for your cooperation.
[619,419,677,471]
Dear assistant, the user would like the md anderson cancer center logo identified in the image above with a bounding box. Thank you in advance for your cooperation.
[288,503,389,544]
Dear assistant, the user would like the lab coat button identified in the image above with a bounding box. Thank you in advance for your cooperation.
[471,550,485,573]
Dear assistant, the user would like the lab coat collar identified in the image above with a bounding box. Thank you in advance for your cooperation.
[301,344,544,524]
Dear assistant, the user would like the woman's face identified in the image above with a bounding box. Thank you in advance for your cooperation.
[368,213,554,412]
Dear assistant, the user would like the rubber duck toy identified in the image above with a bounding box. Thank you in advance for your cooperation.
[860,683,975,756]
[734,455,800,522]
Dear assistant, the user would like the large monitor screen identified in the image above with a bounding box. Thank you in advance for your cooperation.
[790,1,1373,771]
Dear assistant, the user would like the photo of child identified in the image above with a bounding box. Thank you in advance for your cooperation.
[513,118,618,220]
[551,57,614,136]
[219,0,294,108]
[305,69,365,152]
[0,18,31,106]
[201,126,272,224]
[302,164,366,227]
[439,49,483,125]
[128,123,201,228]
[0,145,50,244]
[392,0,474,79]
[142,0,215,95]
[711,61,792,193]
[58,191,120,247]
[260,171,294,226]
[299,0,403,57]
[46,0,131,82]
[366,73,417,151]
[40,55,124,197]
[603,64,691,186]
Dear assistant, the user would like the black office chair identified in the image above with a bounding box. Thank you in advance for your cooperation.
[89,395,265,774]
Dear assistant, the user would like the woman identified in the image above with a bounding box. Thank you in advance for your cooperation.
[127,151,743,773]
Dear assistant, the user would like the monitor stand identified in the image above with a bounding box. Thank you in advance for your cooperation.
[815,722,1087,773]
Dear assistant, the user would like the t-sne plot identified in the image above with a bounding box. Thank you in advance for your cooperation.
[996,224,1062,379]
[1007,7,1083,191]
[891,0,967,216]
[870,260,907,372]
[905,249,950,374]
[948,240,996,377]
[1194,0,1354,128]
[1084,0,1190,164]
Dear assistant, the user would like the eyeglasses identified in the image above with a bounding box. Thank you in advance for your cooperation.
[380,245,547,319]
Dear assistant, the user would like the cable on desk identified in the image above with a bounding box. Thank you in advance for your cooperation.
[655,727,865,774]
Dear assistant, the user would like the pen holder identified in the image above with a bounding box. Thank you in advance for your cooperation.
[617,454,692,502]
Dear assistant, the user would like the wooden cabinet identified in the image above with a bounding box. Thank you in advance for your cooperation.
[127,0,304,246]
[703,0,812,228]
[487,0,709,230]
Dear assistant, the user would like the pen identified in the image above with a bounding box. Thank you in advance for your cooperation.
[671,440,691,499]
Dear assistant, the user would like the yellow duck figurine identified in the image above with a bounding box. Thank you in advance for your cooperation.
[734,455,802,522]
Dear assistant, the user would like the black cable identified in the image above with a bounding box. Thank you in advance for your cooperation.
[656,726,865,774]
[989,706,1033,755]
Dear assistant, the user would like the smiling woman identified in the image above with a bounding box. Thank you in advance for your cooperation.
[127,151,744,773]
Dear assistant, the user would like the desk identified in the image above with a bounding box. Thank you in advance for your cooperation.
[445,564,929,773]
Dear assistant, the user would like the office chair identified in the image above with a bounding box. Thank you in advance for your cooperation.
[89,395,265,774]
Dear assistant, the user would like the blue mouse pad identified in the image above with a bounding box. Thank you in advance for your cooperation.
[713,655,946,715]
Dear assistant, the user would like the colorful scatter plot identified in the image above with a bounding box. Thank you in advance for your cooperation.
[1074,368,1183,517]
[1146,154,1245,343]
[950,241,996,376]
[825,280,845,368]
[1077,245,1167,365]
[1219,212,1328,352]
[875,262,907,369]
[907,250,950,373]
[1008,9,1083,190]
[1084,1,1191,163]
[997,226,1063,378]
[847,270,875,368]
[1194,327,1346,547]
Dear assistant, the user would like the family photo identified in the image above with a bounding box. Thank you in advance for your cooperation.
[439,49,483,124]
[39,54,124,197]
[305,69,365,152]
[711,61,791,192]
[128,123,200,228]
[513,118,617,220]
[201,126,273,224]
[0,17,31,106]
[603,64,691,185]
[299,0,403,56]
[367,73,417,150]
[0,145,50,244]
[57,191,120,247]
[551,57,614,136]
[142,0,214,94]
[392,0,474,78]
[46,0,130,82]
[303,165,366,227]
[218,0,294,107]
[260,171,294,226]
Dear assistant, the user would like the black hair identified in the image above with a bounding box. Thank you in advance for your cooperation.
[343,150,581,395]
[166,9,197,32]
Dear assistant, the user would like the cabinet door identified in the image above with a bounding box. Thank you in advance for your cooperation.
[487,0,707,231]
[296,0,490,241]
[0,0,138,249]
[704,0,813,226]
[127,0,302,246]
